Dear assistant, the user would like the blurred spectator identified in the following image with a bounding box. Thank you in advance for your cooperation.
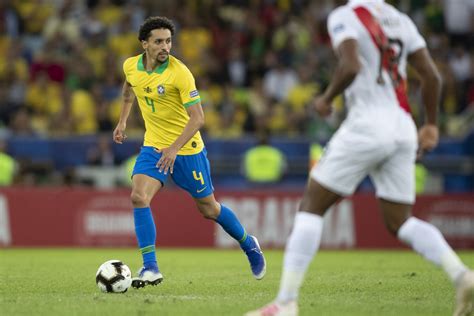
[0,136,17,186]
[86,134,118,166]
[83,29,108,79]
[70,89,98,134]
[46,93,73,136]
[424,0,444,34]
[25,72,63,133]
[415,163,428,194]
[29,46,66,83]
[309,142,324,170]
[107,12,141,62]
[242,129,287,184]
[443,0,474,48]
[42,0,82,44]
[9,107,35,136]
[0,0,470,142]
[0,0,21,38]
[0,0,470,191]
[64,50,95,91]
[248,77,269,119]
[448,46,472,112]
[286,65,321,134]
[227,47,247,87]
[90,83,114,132]
[246,19,267,77]
[93,0,122,28]
[263,54,299,102]
[177,8,212,77]
[449,46,472,83]
[14,0,52,37]
[210,84,244,138]
[120,153,137,187]
[0,78,21,128]
[80,3,105,39]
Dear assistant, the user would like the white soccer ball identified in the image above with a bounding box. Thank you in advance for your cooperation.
[95,260,132,293]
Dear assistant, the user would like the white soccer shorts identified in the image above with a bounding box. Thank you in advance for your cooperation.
[311,122,417,205]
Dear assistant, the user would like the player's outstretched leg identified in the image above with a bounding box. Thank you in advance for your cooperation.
[245,212,323,316]
[246,180,338,316]
[216,203,266,280]
[396,216,473,316]
[131,206,164,289]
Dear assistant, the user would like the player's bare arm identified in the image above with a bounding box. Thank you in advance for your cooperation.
[113,81,136,144]
[155,102,205,174]
[408,47,442,157]
[314,39,361,117]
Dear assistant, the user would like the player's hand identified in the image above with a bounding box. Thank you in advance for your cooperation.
[314,95,333,117]
[113,123,127,144]
[417,124,439,159]
[155,146,179,175]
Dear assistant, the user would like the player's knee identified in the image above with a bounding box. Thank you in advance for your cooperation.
[130,191,149,207]
[196,202,219,219]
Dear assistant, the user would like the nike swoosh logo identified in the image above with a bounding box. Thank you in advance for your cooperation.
[197,187,207,193]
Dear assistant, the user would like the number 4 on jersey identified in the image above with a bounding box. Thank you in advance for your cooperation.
[145,96,155,112]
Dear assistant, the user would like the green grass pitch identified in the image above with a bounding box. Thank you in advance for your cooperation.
[1,249,473,315]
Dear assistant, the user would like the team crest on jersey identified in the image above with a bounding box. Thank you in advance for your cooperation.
[157,85,165,95]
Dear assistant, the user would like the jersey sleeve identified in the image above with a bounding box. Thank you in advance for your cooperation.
[176,65,201,108]
[327,7,360,50]
[122,58,132,82]
[403,14,426,54]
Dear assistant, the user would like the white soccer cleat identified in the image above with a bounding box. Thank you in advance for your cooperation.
[131,266,163,289]
[245,301,298,316]
[454,270,474,316]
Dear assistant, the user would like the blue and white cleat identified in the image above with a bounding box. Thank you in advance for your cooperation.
[245,236,266,280]
[131,266,163,289]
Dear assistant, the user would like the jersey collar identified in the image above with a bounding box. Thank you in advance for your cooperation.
[137,53,169,74]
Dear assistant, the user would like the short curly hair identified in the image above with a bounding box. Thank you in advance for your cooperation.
[138,16,175,41]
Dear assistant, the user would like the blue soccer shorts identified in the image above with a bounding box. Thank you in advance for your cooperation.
[132,146,214,198]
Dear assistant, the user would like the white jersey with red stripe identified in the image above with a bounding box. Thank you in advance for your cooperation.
[310,0,427,204]
[327,0,426,125]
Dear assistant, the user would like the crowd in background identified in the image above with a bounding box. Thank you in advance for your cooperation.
[0,0,473,142]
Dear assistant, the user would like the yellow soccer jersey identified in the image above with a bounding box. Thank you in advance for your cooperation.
[123,54,204,155]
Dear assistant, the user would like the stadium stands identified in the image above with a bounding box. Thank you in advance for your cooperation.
[0,0,472,191]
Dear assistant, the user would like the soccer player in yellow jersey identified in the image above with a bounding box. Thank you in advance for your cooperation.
[113,16,266,288]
